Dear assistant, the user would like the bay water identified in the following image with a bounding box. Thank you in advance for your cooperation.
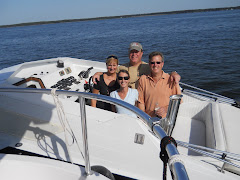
[0,9,239,99]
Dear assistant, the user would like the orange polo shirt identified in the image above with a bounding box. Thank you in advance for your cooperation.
[137,71,181,117]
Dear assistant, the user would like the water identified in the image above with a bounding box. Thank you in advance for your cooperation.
[0,9,239,99]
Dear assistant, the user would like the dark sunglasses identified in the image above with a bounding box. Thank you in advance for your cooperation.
[107,55,118,60]
[150,61,163,65]
[118,76,129,80]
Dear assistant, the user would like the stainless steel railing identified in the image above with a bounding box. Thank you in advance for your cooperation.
[179,82,236,105]
[79,96,92,175]
[158,95,183,136]
[177,140,240,173]
[0,87,189,179]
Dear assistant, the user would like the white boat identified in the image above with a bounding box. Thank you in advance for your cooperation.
[0,57,239,180]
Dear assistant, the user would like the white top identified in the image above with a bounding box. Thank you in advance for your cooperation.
[110,88,138,118]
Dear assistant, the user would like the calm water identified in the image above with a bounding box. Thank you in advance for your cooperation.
[0,10,239,99]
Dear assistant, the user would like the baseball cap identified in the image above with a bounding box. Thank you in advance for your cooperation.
[129,42,143,52]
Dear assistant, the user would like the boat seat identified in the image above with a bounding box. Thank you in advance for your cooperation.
[172,101,226,155]
[217,103,240,175]
[172,100,240,175]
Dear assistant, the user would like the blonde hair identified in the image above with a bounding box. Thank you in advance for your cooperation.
[106,55,119,65]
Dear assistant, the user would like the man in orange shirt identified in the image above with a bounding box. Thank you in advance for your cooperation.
[137,51,181,118]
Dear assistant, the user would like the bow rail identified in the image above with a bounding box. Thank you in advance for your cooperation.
[179,82,238,106]
[0,87,189,180]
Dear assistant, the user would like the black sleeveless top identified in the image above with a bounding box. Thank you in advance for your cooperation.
[93,74,120,111]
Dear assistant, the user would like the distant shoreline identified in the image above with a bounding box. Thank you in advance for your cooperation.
[1,6,239,28]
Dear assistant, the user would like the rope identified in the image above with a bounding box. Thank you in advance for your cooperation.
[51,89,74,162]
[168,154,185,167]
[160,136,177,180]
[51,88,87,163]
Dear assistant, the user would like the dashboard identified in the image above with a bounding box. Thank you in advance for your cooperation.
[10,60,96,95]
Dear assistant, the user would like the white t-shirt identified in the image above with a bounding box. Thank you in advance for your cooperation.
[110,88,138,118]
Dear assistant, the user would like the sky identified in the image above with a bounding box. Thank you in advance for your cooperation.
[0,0,240,26]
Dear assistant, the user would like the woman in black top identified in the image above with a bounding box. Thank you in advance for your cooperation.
[91,55,120,111]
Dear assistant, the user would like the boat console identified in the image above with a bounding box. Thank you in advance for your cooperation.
[5,57,105,95]
[50,76,80,90]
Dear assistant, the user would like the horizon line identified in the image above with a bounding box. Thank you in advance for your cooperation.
[1,6,239,28]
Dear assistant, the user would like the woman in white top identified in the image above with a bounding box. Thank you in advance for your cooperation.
[110,70,138,118]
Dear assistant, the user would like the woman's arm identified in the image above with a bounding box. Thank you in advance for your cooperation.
[92,72,104,84]
[91,88,100,107]
[111,104,116,113]
[110,91,117,112]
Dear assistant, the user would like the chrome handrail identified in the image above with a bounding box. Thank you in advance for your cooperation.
[177,140,240,171]
[158,95,183,136]
[177,140,240,159]
[183,89,235,104]
[0,87,189,180]
[166,95,183,136]
[179,82,236,105]
[79,96,92,175]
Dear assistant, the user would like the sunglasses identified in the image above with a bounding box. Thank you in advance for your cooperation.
[107,55,118,60]
[150,61,163,65]
[118,76,129,80]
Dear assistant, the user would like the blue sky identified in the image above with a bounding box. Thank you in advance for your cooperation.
[0,0,240,26]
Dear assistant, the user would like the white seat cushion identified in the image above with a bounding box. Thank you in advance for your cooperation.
[172,116,205,155]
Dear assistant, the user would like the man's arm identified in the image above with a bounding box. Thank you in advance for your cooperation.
[169,71,181,84]
[137,102,145,112]
[155,106,168,118]
[136,76,146,112]
[174,80,183,103]
[92,72,104,84]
